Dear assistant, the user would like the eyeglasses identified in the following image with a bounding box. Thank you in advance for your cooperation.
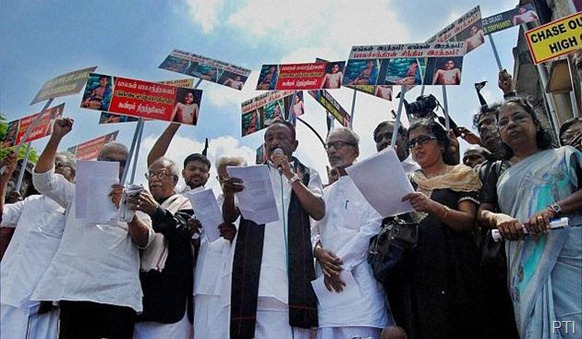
[54,162,72,170]
[407,135,436,149]
[145,170,172,180]
[325,140,356,150]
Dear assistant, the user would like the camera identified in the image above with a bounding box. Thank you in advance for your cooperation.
[403,94,439,120]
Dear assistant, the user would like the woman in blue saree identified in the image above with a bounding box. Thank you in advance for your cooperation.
[482,97,582,338]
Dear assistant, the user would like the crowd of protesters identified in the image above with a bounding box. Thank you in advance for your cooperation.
[0,66,580,339]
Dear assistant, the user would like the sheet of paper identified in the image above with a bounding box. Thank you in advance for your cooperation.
[311,270,362,309]
[75,160,119,223]
[226,164,279,225]
[345,148,414,217]
[187,188,223,242]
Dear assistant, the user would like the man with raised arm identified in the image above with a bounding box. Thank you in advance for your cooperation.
[32,117,154,339]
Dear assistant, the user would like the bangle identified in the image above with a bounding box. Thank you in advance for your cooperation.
[442,205,451,219]
[288,174,300,185]
[547,203,561,218]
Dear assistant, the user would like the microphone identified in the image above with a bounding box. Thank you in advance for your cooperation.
[272,148,284,174]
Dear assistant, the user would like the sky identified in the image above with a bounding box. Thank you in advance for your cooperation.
[0,0,521,193]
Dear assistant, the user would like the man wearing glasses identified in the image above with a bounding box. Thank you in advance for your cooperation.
[32,117,154,339]
[312,127,390,338]
[132,158,195,338]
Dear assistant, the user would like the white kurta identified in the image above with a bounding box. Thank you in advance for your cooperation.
[31,169,152,312]
[233,162,323,338]
[312,175,389,331]
[1,194,65,339]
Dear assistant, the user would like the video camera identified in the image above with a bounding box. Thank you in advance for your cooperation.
[402,94,439,121]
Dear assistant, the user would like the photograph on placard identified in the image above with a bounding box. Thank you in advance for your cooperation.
[381,57,424,86]
[171,88,202,125]
[81,74,113,111]
[344,59,379,86]
[426,57,463,85]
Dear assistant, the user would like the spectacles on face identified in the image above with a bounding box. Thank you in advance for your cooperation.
[497,111,531,130]
[325,140,356,151]
[54,162,72,170]
[407,134,436,149]
[98,157,127,168]
[144,170,172,180]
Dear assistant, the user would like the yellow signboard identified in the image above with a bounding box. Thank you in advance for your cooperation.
[525,12,582,64]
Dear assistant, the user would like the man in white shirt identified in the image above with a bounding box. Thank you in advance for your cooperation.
[32,117,153,339]
[313,127,390,338]
[222,120,325,339]
[0,151,75,339]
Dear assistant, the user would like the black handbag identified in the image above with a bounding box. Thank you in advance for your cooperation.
[367,216,418,283]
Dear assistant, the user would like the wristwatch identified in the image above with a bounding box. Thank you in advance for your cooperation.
[288,174,300,185]
[548,203,562,217]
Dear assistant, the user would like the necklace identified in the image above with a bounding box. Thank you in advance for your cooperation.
[423,164,450,178]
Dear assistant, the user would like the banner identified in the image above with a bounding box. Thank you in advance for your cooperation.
[525,12,582,64]
[31,66,98,105]
[256,61,346,91]
[80,73,203,125]
[426,6,483,54]
[308,90,350,127]
[67,131,119,160]
[96,78,193,124]
[159,49,251,90]
[241,90,303,137]
[343,42,465,86]
[482,4,539,35]
[1,103,65,148]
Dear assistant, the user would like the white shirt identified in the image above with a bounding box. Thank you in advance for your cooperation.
[402,154,420,174]
[31,169,152,311]
[239,163,322,304]
[1,195,65,307]
[312,175,389,328]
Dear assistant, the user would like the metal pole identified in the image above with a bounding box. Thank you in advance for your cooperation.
[349,89,357,128]
[441,85,450,131]
[297,116,326,149]
[487,34,503,71]
[129,119,145,184]
[120,119,144,186]
[15,143,32,192]
[391,88,406,148]
[567,58,579,118]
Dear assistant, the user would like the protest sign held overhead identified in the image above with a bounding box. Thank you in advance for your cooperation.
[159,49,251,90]
[80,73,203,125]
[255,61,346,91]
[31,66,98,105]
[426,6,483,54]
[308,90,350,127]
[67,131,119,160]
[482,4,539,35]
[344,42,465,87]
[241,90,303,137]
[1,103,65,148]
[96,78,193,125]
[525,12,582,64]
